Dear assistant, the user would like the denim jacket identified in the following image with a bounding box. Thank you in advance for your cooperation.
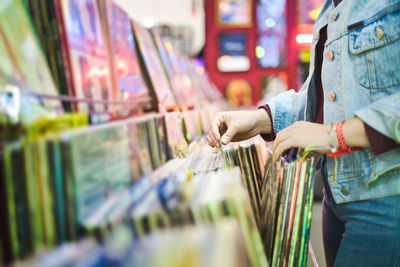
[267,0,400,203]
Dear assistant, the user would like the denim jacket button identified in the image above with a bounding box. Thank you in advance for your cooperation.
[376,25,384,41]
[329,92,336,102]
[328,51,334,61]
[332,12,339,21]
[341,187,350,196]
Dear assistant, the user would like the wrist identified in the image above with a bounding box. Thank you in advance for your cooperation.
[327,122,339,151]
[254,108,272,134]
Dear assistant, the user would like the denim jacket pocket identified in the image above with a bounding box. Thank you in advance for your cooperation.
[349,7,400,90]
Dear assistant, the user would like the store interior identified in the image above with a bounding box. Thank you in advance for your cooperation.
[0,0,330,266]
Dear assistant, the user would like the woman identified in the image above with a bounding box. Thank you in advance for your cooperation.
[207,0,400,266]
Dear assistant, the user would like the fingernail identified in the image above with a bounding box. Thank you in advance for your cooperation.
[221,136,228,144]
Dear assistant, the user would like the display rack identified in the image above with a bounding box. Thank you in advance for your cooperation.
[0,1,319,266]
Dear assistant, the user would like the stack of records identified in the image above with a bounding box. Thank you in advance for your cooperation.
[0,0,62,125]
[127,165,268,267]
[98,0,151,115]
[215,138,317,267]
[151,31,195,107]
[2,0,222,122]
[0,105,231,264]
[39,0,113,113]
[24,0,161,114]
[216,137,270,225]
[132,21,177,110]
[260,151,316,267]
[30,219,254,267]
[0,112,178,263]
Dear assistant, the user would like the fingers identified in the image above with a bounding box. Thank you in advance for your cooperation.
[221,125,237,145]
[207,113,224,147]
[272,126,292,155]
[272,125,296,161]
[273,138,294,161]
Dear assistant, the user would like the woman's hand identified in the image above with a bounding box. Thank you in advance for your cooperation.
[272,121,331,161]
[272,118,371,161]
[207,109,271,147]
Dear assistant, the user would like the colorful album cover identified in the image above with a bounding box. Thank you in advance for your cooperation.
[98,0,149,104]
[136,119,153,175]
[288,160,308,266]
[154,115,169,163]
[164,111,186,158]
[146,117,162,169]
[151,31,194,106]
[282,160,301,266]
[299,158,316,266]
[271,163,291,266]
[58,0,112,113]
[0,0,62,124]
[133,21,176,108]
[126,119,144,181]
[61,124,131,223]
[29,0,72,111]
[175,53,198,106]
[261,161,280,260]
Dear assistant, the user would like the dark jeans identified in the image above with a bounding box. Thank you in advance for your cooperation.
[321,159,400,267]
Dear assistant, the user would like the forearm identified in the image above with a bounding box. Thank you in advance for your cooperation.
[254,108,273,134]
[342,118,371,147]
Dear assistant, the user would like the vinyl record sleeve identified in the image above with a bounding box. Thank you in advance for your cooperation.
[136,119,153,175]
[61,123,131,224]
[294,159,311,265]
[10,143,32,258]
[2,143,20,261]
[125,119,144,181]
[132,21,176,109]
[261,160,280,261]
[288,159,308,266]
[146,116,162,169]
[154,115,169,163]
[299,157,316,266]
[45,0,72,111]
[60,139,77,241]
[276,161,295,267]
[282,160,302,266]
[151,31,195,107]
[0,0,62,123]
[164,111,185,158]
[98,0,149,111]
[57,0,112,113]
[47,137,68,244]
[271,162,290,266]
[22,140,44,252]
[35,138,57,248]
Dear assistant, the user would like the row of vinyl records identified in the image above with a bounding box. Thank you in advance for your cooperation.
[0,0,221,126]
[213,140,317,267]
[0,105,222,264]
[0,108,318,267]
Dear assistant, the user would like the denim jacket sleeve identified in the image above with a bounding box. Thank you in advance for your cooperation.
[267,81,308,134]
[355,91,400,143]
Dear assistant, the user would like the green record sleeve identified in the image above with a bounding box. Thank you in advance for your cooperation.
[1,143,19,262]
[22,140,44,251]
[47,137,67,244]
[288,159,308,266]
[35,139,57,248]
[10,142,32,258]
